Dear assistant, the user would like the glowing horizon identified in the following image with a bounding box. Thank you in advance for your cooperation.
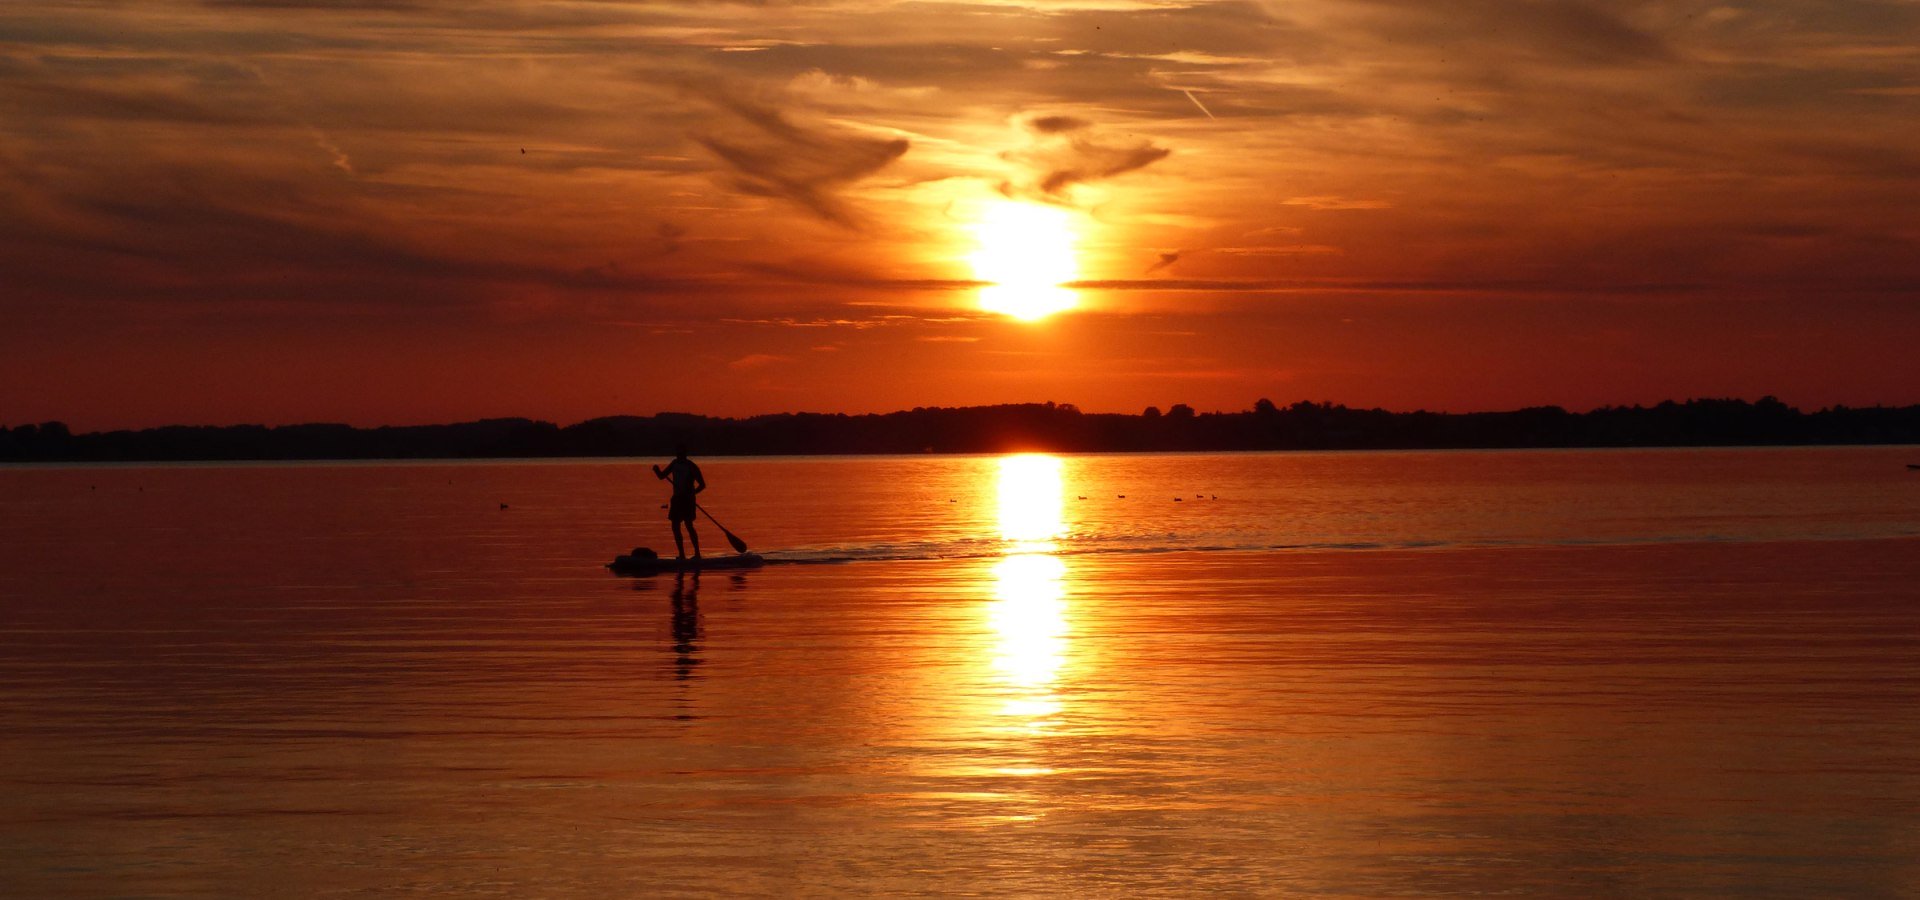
[1,1,1916,428]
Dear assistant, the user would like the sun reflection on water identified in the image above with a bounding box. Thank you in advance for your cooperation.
[989,554,1068,691]
[986,454,1073,735]
[996,454,1065,548]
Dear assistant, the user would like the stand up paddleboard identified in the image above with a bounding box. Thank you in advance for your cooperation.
[608,550,765,576]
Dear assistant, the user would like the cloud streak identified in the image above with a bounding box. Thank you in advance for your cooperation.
[693,88,909,228]
[998,114,1171,204]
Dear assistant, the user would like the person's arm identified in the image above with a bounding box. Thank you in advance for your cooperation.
[693,464,706,495]
[652,462,666,480]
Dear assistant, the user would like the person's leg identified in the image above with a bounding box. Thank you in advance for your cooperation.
[688,523,701,559]
[671,520,687,559]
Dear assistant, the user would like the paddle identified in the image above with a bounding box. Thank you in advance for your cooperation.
[698,503,750,554]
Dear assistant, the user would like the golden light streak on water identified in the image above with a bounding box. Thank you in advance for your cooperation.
[988,554,1068,692]
[987,454,1073,736]
[995,454,1065,547]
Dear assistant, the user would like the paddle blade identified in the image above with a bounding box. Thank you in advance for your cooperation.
[697,503,749,554]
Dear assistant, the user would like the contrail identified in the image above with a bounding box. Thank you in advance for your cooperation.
[1182,89,1216,120]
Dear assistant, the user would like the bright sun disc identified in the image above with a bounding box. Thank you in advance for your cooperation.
[968,202,1079,320]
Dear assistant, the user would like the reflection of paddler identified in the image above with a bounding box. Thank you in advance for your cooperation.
[652,443,706,560]
[670,572,702,683]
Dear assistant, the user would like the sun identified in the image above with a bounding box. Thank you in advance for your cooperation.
[967,201,1080,320]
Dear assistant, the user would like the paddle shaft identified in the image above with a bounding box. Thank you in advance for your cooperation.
[697,502,749,553]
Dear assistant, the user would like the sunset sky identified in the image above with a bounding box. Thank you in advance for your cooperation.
[4,0,1918,429]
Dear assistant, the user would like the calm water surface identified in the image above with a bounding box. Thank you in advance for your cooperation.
[3,448,1919,895]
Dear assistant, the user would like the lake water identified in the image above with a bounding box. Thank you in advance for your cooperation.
[3,447,1919,896]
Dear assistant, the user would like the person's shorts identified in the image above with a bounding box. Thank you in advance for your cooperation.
[668,494,696,523]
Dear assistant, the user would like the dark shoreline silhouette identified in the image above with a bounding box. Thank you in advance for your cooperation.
[5,397,1919,463]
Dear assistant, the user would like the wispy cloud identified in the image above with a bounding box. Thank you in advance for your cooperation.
[998,114,1170,205]
[1282,196,1391,211]
[693,87,910,229]
[727,353,792,370]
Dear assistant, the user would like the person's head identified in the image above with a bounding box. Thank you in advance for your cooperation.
[674,442,688,459]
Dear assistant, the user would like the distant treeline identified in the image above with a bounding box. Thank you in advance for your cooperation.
[5,397,1920,462]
